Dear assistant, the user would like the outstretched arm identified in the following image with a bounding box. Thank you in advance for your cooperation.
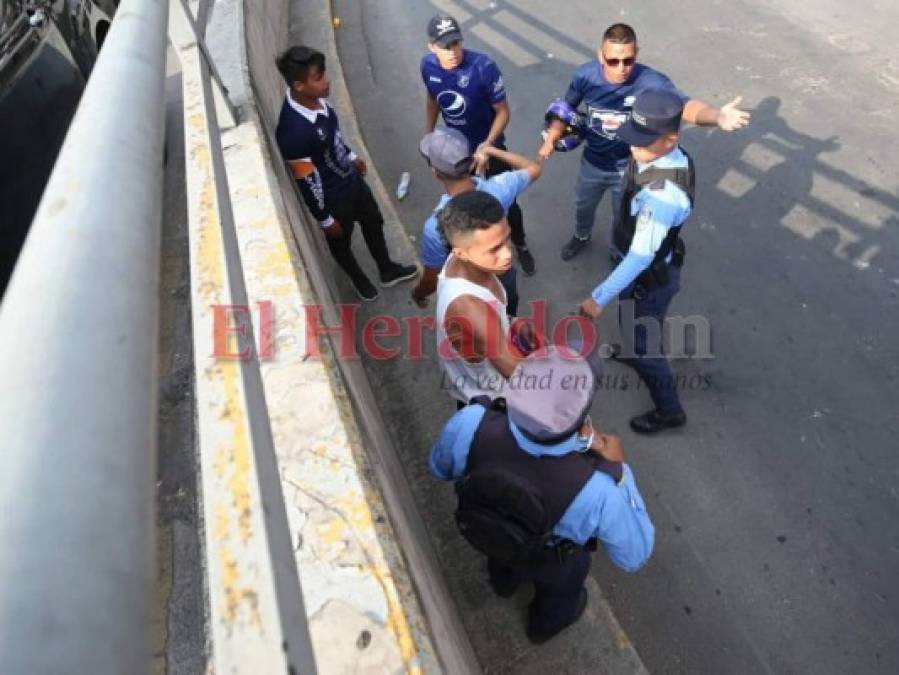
[537,119,566,161]
[474,144,542,183]
[683,95,750,131]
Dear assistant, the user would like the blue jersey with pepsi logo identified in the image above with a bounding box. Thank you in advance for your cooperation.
[421,50,507,150]
[565,62,687,170]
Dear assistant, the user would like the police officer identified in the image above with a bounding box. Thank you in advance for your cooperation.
[429,347,654,643]
[422,14,537,275]
[579,90,695,434]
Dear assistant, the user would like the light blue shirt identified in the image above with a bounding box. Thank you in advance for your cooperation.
[429,404,655,572]
[420,170,531,269]
[592,147,692,308]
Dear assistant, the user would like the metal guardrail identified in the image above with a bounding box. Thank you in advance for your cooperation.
[0,0,167,673]
[171,0,318,672]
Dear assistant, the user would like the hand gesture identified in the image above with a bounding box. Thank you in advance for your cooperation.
[594,433,625,463]
[472,142,492,176]
[717,96,751,131]
[352,157,368,175]
[511,319,539,355]
[578,297,602,319]
[323,219,344,240]
[537,138,555,162]
[411,286,429,308]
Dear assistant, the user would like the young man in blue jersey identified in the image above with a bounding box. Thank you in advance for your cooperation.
[421,14,537,276]
[275,46,418,301]
[579,90,697,435]
[539,23,750,261]
[411,127,542,317]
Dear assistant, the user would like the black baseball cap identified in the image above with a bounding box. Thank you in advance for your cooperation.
[428,15,463,47]
[616,90,685,147]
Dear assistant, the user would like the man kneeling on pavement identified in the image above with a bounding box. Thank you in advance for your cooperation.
[429,345,654,643]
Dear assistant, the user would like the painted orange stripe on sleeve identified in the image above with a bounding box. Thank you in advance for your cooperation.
[288,159,315,179]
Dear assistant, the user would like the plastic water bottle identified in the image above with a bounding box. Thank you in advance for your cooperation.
[396,171,410,200]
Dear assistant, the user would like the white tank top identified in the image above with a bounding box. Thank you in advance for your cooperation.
[435,257,511,403]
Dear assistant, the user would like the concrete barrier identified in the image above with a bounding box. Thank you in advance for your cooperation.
[198,0,478,671]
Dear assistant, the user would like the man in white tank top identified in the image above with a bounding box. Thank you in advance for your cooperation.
[435,191,537,404]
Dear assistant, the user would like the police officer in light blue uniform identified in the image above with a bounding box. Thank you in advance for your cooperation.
[429,347,654,643]
[580,90,695,434]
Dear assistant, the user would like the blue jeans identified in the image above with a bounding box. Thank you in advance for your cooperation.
[574,158,624,243]
[619,266,684,415]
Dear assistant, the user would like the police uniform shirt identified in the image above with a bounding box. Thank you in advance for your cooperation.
[419,170,531,270]
[591,147,692,308]
[430,404,655,572]
[421,50,507,151]
[275,94,359,228]
[564,62,687,171]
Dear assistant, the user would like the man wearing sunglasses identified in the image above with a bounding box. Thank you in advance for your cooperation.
[539,23,749,261]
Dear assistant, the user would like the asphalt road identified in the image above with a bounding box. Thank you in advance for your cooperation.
[333,0,899,672]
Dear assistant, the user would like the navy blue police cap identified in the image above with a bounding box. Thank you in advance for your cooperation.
[504,344,601,444]
[616,90,685,147]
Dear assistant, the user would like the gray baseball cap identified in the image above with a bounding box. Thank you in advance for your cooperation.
[505,345,601,444]
[419,128,472,178]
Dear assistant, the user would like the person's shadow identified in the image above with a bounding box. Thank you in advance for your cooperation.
[694,96,894,270]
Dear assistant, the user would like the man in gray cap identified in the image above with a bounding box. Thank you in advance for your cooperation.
[411,127,542,316]
[429,346,654,643]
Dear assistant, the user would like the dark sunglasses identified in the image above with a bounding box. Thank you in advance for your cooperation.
[604,56,635,67]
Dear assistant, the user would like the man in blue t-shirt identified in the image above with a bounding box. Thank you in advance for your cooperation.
[539,23,750,261]
[411,128,541,317]
[421,14,536,276]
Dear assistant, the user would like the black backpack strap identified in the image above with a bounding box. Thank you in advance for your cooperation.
[594,457,623,484]
[467,395,506,410]
[634,166,694,206]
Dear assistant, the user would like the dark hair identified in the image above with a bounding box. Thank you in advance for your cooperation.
[438,191,505,245]
[602,23,637,45]
[276,46,326,85]
[433,164,472,182]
